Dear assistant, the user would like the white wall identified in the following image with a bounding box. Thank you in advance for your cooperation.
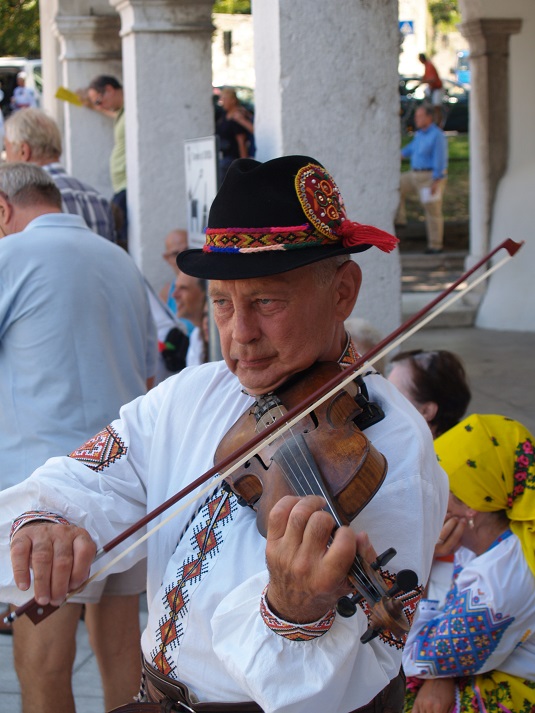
[212,13,255,89]
[475,0,535,330]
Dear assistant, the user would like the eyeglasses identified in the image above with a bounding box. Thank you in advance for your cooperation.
[93,87,108,107]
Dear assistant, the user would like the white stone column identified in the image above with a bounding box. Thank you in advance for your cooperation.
[110,0,214,291]
[39,0,61,118]
[53,14,122,197]
[252,0,402,335]
[459,18,522,270]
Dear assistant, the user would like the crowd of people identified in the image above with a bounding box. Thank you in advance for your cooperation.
[0,65,532,713]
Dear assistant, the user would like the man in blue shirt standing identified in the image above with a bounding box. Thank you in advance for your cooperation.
[396,105,448,254]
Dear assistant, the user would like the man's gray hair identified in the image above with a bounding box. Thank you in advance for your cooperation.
[5,108,62,161]
[0,163,62,209]
[313,254,351,286]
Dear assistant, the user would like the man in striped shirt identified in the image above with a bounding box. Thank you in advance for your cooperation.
[4,108,116,242]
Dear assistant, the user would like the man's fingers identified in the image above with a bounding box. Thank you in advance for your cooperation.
[267,495,326,543]
[10,533,33,591]
[354,531,378,565]
[10,523,96,606]
[29,537,57,605]
[70,533,97,590]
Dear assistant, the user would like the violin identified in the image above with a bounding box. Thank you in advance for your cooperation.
[215,361,418,642]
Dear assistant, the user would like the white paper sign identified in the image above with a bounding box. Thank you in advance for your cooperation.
[420,186,440,204]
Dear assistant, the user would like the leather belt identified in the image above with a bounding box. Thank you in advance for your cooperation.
[109,658,405,713]
[413,168,432,171]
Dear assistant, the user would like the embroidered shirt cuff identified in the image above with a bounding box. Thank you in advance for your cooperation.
[10,511,71,541]
[260,585,335,641]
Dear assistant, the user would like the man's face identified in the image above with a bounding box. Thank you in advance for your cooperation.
[173,273,205,325]
[210,261,359,395]
[414,107,433,130]
[88,85,121,112]
[4,137,24,162]
[163,230,188,271]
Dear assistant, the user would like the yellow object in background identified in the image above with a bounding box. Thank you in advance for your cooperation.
[55,86,83,106]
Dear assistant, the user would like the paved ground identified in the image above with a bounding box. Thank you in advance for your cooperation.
[1,325,534,712]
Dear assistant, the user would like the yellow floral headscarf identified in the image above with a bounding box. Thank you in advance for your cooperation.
[434,414,535,577]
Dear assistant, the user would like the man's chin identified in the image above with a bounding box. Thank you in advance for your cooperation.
[235,367,297,397]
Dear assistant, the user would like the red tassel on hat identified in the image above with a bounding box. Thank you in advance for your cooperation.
[339,220,399,253]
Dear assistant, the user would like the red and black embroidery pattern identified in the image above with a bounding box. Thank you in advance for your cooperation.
[69,425,127,472]
[260,586,335,641]
[10,511,71,540]
[151,490,237,678]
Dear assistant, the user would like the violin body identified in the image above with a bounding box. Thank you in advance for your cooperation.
[216,361,417,641]
[215,362,387,537]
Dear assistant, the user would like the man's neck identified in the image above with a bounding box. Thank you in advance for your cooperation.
[9,207,62,235]
[35,156,61,167]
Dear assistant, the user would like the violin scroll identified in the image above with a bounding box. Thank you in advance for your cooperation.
[337,548,418,642]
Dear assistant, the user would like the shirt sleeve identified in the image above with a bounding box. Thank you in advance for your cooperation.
[212,571,399,713]
[432,131,448,180]
[401,140,414,159]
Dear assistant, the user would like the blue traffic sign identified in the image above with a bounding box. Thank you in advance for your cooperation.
[399,20,414,36]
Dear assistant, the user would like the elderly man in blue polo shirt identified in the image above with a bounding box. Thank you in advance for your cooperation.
[396,104,448,254]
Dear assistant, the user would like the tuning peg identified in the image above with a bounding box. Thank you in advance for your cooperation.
[370,547,397,570]
[360,626,380,644]
[387,569,419,598]
[336,592,364,618]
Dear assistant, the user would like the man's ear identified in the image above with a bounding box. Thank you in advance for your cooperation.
[334,259,362,320]
[18,142,32,162]
[0,194,13,236]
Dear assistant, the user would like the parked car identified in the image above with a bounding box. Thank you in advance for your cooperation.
[0,57,42,117]
[399,76,469,133]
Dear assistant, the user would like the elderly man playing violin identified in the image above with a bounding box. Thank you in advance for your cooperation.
[0,155,448,713]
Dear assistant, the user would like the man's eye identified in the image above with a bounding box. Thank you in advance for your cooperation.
[257,299,272,305]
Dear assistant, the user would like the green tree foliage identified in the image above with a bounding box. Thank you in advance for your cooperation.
[429,1,460,33]
[0,0,40,58]
[213,0,251,14]
[428,1,461,54]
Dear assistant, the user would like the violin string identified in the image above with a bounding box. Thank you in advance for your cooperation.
[256,402,383,601]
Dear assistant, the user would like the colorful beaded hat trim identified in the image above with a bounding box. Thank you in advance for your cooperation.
[203,224,328,253]
[203,162,398,255]
[295,163,346,242]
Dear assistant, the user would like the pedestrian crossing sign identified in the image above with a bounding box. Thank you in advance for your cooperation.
[399,20,414,36]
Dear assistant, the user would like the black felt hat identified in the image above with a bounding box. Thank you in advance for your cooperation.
[178,155,398,280]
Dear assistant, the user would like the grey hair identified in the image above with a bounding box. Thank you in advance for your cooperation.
[0,163,62,209]
[5,108,62,161]
[312,255,351,286]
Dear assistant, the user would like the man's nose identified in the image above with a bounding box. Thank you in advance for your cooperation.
[231,307,261,345]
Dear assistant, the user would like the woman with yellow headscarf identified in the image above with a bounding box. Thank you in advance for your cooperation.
[402,414,535,713]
